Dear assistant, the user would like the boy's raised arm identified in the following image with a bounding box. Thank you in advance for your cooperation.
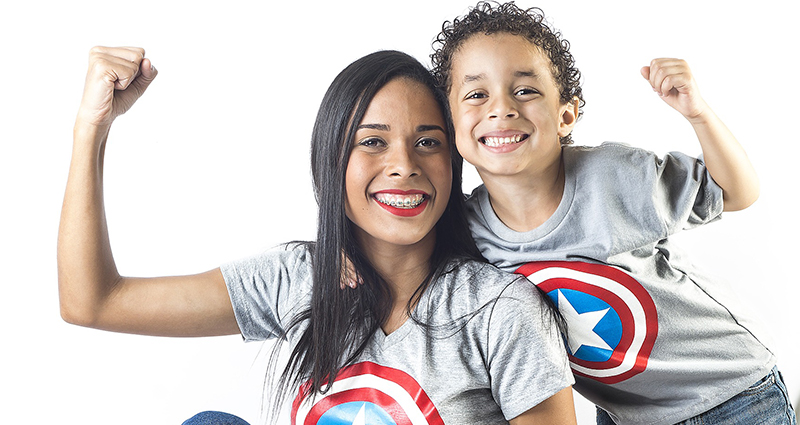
[641,58,759,211]
[58,46,239,337]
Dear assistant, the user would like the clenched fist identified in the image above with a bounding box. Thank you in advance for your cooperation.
[76,46,158,129]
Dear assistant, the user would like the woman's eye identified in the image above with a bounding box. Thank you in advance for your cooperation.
[358,137,384,147]
[416,137,442,148]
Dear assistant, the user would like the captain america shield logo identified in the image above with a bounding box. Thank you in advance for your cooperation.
[291,362,444,425]
[516,261,658,384]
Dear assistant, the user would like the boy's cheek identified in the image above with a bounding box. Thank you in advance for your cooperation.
[452,109,481,134]
[454,138,479,164]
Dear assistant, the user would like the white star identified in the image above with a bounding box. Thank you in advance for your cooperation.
[351,403,366,425]
[557,289,612,355]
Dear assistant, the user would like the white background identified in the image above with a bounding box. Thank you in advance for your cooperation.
[1,1,797,423]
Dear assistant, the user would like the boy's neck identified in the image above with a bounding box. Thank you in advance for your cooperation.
[480,158,565,233]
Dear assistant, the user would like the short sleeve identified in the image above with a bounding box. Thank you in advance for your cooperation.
[486,279,574,420]
[220,244,313,342]
[655,151,724,232]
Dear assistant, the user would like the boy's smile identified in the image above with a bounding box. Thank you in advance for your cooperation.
[448,32,578,181]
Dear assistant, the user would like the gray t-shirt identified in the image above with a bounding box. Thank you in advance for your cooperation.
[221,245,573,424]
[466,143,775,425]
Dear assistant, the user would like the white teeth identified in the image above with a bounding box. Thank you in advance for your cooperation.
[374,193,425,209]
[482,134,524,147]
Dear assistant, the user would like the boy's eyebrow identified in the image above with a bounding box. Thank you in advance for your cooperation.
[356,124,446,133]
[461,70,540,84]
[462,73,485,83]
[515,70,539,78]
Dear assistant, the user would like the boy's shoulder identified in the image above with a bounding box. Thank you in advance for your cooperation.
[565,141,655,160]
[564,142,662,173]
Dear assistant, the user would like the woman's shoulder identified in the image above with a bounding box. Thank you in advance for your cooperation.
[435,259,531,300]
[221,242,313,287]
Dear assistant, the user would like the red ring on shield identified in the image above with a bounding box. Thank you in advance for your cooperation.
[516,261,658,384]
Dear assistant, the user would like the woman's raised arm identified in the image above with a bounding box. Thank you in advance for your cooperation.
[58,46,239,337]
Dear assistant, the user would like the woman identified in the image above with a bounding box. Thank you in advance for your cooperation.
[58,46,576,424]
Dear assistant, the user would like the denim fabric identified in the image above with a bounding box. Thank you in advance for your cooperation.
[182,411,251,425]
[596,367,796,425]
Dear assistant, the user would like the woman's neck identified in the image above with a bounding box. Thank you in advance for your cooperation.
[356,229,436,334]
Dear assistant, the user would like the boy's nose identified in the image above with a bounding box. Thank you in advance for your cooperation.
[488,96,519,119]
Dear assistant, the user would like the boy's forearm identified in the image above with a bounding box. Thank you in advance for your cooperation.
[57,122,121,326]
[688,110,760,211]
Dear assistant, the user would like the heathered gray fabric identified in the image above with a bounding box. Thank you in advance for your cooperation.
[221,245,573,423]
[466,143,775,425]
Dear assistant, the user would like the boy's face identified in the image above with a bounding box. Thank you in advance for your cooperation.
[448,33,578,180]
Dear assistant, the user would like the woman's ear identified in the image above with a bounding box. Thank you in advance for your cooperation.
[558,97,580,137]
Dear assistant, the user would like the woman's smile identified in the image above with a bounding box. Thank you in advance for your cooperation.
[344,77,451,250]
[372,190,429,217]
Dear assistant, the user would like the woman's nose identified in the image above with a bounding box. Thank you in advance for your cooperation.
[385,144,420,177]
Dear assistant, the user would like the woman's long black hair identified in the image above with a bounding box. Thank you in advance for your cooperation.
[268,50,484,414]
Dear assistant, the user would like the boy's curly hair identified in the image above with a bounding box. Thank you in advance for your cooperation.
[431,1,584,144]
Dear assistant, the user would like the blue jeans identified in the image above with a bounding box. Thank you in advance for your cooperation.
[596,367,796,424]
[182,411,250,425]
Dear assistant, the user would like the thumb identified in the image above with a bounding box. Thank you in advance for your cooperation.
[112,58,158,114]
[640,66,650,81]
[127,58,158,98]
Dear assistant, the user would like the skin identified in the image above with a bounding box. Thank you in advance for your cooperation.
[59,46,578,423]
[59,46,238,337]
[448,33,759,234]
[640,58,760,211]
[448,33,578,232]
[344,77,452,335]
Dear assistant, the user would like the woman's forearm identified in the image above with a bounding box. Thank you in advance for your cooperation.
[58,122,119,326]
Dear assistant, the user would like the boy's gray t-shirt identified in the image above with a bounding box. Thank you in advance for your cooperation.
[466,143,775,425]
[221,245,573,424]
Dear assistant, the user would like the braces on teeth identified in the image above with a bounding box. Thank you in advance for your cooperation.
[375,193,425,209]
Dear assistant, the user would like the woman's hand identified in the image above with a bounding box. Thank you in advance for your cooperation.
[76,46,158,129]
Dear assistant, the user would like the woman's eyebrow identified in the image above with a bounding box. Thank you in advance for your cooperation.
[357,124,445,133]
[417,125,446,133]
[357,123,390,131]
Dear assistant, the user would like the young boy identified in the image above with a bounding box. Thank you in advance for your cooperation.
[430,2,795,424]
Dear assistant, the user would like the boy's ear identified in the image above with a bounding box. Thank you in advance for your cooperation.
[558,97,580,137]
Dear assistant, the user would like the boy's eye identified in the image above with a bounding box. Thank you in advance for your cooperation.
[515,87,541,98]
[465,91,487,100]
[515,87,539,96]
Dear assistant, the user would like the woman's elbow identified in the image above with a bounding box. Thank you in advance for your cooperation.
[58,278,105,328]
[722,183,760,212]
[59,295,99,328]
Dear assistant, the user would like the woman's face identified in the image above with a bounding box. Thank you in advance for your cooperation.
[344,77,452,253]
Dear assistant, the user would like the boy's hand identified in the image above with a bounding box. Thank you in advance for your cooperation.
[641,58,708,122]
[76,46,158,129]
